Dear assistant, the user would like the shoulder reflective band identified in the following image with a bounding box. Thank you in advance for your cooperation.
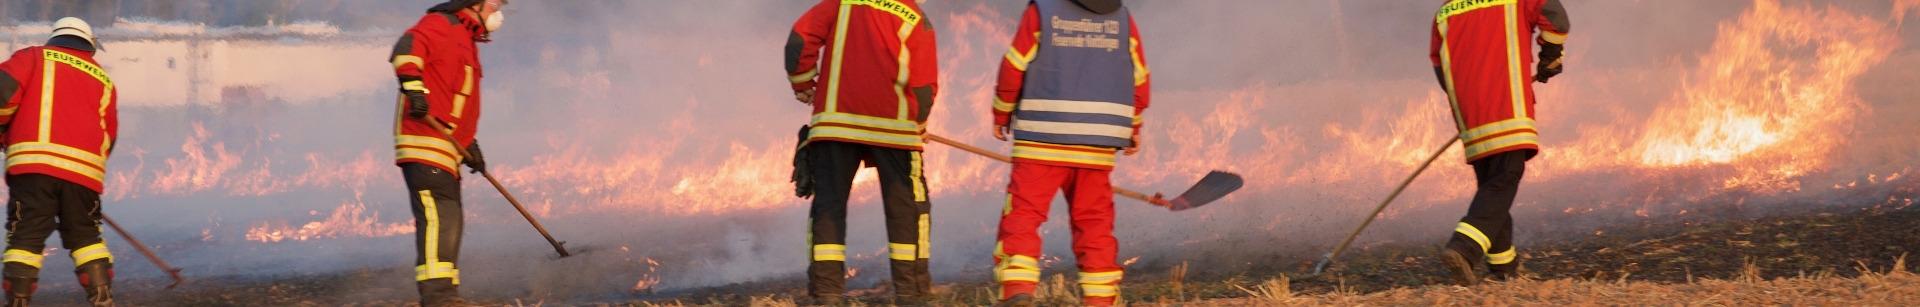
[1436,0,1516,21]
[41,49,110,87]
[841,0,921,25]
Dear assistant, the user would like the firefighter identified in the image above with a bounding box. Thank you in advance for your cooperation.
[1428,0,1570,285]
[388,0,506,305]
[0,17,119,307]
[989,0,1149,305]
[784,0,940,304]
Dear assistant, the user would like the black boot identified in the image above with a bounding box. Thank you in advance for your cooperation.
[1438,235,1483,286]
[73,261,111,307]
[2,276,33,307]
[1488,262,1521,282]
[417,279,470,307]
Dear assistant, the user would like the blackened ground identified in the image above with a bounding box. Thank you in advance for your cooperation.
[47,205,1916,306]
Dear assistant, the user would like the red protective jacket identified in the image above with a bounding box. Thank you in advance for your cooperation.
[786,0,940,151]
[390,9,486,174]
[1430,0,1569,162]
[992,2,1150,170]
[0,45,119,192]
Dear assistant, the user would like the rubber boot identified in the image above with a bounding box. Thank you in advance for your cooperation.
[417,279,470,307]
[1438,235,1482,286]
[1488,262,1521,282]
[2,276,33,307]
[994,293,1034,307]
[73,261,111,307]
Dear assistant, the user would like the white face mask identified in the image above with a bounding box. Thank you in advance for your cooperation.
[485,11,505,32]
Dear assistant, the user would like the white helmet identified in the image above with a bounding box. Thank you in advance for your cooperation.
[49,17,99,50]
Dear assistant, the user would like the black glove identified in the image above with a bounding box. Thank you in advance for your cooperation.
[462,141,487,174]
[405,90,431,119]
[1534,43,1565,83]
[791,125,815,198]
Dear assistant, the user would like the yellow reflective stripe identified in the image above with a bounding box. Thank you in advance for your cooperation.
[1004,45,1036,72]
[1002,194,1015,215]
[1436,0,1516,20]
[70,243,111,266]
[910,152,926,201]
[916,213,930,259]
[1438,19,1467,132]
[895,21,915,121]
[397,135,459,153]
[1011,120,1136,140]
[42,49,110,86]
[1131,37,1148,86]
[1079,271,1124,284]
[1488,247,1517,265]
[1454,222,1491,252]
[1463,132,1538,159]
[1504,4,1527,118]
[392,55,425,70]
[7,153,105,181]
[414,262,460,283]
[813,112,922,132]
[825,3,853,113]
[39,56,53,142]
[842,0,922,24]
[419,190,442,278]
[2,249,43,268]
[451,66,473,118]
[993,97,1017,113]
[999,268,1041,282]
[397,148,459,170]
[1016,99,1137,118]
[1011,141,1116,167]
[813,244,847,262]
[1082,283,1121,295]
[8,142,106,168]
[1539,31,1567,45]
[808,125,922,148]
[0,105,15,117]
[400,80,429,93]
[790,70,818,84]
[889,243,917,261]
[1005,254,1039,269]
[1460,118,1536,143]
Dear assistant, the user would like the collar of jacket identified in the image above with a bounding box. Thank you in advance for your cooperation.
[46,35,95,53]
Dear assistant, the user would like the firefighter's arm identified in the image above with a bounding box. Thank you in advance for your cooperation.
[392,30,434,119]
[786,1,836,102]
[1127,15,1150,154]
[0,53,30,129]
[103,87,118,157]
[993,4,1041,131]
[907,15,939,125]
[1533,0,1571,83]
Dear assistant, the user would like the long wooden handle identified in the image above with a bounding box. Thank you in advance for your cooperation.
[421,118,572,257]
[102,214,185,288]
[924,133,1166,205]
[1324,137,1460,262]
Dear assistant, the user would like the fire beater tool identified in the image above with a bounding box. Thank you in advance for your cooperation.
[426,118,574,258]
[925,133,1243,211]
[101,214,186,289]
[1309,136,1460,277]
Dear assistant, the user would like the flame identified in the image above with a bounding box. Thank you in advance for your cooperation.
[1629,0,1896,192]
[242,190,413,243]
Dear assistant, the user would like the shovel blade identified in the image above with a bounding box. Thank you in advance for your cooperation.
[1166,171,1244,211]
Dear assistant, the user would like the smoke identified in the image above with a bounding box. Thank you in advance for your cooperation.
[0,0,1914,302]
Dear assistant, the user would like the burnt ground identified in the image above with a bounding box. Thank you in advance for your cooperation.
[36,205,1918,306]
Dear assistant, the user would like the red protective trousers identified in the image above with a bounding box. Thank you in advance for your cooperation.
[993,162,1122,305]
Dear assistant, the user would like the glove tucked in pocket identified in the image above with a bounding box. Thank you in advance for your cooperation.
[791,125,816,198]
